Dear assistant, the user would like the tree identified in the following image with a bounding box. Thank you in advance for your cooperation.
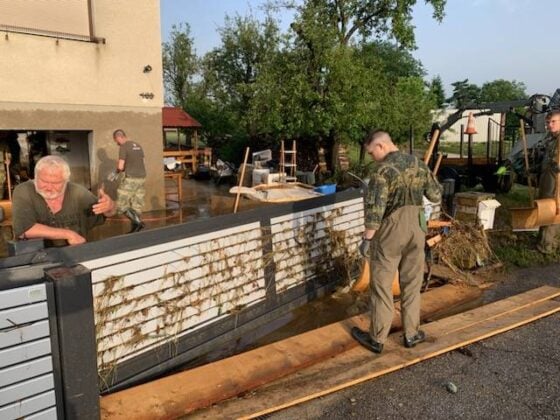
[162,23,198,108]
[278,0,446,167]
[281,0,446,49]
[202,14,282,140]
[429,75,446,108]
[480,79,527,102]
[446,79,481,108]
[161,1,448,165]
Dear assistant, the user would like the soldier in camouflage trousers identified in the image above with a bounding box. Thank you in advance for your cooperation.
[111,129,146,233]
[537,110,560,254]
[351,130,442,354]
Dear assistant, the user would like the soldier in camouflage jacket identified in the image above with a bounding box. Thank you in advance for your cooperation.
[351,130,442,354]
[537,110,560,254]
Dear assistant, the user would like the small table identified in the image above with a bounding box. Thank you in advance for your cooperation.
[164,171,183,222]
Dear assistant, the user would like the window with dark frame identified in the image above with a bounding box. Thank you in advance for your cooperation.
[0,0,103,43]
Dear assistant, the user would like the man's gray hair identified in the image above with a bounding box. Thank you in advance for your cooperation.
[34,155,71,181]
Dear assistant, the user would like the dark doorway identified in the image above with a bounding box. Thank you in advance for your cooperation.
[0,130,92,199]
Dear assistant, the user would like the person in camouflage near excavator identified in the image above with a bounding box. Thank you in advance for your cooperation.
[351,130,442,354]
[109,129,146,233]
[536,110,560,254]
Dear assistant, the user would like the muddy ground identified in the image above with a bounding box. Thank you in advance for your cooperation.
[267,263,560,419]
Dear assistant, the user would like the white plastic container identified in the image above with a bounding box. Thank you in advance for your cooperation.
[477,199,501,230]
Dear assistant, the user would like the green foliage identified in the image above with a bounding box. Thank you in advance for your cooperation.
[163,1,447,163]
[446,78,528,109]
[446,79,481,108]
[429,75,446,108]
[201,14,282,144]
[162,23,198,107]
[286,0,446,49]
[480,79,527,102]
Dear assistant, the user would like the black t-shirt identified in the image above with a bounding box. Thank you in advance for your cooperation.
[119,141,146,178]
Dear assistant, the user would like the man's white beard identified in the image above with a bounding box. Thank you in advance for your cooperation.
[34,182,67,200]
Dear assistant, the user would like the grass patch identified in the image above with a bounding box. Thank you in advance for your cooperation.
[438,141,489,156]
[437,141,513,158]
[489,230,560,268]
[489,183,560,268]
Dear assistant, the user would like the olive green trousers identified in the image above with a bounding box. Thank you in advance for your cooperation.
[368,205,425,343]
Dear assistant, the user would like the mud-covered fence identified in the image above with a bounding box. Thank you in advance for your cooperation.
[58,189,364,392]
[0,188,364,417]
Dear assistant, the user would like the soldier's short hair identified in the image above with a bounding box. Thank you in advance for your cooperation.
[34,155,71,181]
[365,129,392,146]
[546,109,560,120]
[113,129,127,139]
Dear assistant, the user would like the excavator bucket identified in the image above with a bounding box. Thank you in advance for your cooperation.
[510,198,560,230]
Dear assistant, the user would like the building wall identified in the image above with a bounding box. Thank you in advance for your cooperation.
[0,0,164,210]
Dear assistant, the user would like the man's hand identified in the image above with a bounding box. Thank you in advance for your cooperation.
[359,239,371,258]
[65,230,87,245]
[92,187,116,216]
[107,170,119,182]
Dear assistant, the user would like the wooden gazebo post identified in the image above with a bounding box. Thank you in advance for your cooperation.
[193,129,198,171]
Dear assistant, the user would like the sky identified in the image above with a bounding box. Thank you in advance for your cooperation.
[160,0,559,97]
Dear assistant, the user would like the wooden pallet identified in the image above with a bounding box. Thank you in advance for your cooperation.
[196,285,560,419]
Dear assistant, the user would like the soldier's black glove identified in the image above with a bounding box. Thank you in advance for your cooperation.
[359,238,371,258]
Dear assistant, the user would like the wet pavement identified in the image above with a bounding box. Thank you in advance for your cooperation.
[267,265,560,420]
[90,176,233,240]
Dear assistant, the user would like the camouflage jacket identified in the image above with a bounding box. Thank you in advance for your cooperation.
[365,151,442,230]
[541,132,560,174]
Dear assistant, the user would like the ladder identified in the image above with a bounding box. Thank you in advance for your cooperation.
[280,140,297,182]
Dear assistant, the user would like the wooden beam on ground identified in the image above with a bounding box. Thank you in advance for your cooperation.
[100,284,481,420]
[196,286,560,419]
[428,220,452,229]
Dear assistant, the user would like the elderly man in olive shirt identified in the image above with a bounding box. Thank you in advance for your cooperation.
[13,155,116,247]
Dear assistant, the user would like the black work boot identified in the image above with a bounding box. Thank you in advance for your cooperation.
[404,330,426,348]
[351,327,383,354]
[124,208,145,233]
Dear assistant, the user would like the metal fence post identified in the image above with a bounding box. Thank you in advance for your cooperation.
[45,265,99,420]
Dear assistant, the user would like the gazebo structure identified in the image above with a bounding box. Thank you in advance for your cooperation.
[162,106,210,173]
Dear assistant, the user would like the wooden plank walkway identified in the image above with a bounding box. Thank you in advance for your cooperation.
[194,285,560,419]
[100,284,481,420]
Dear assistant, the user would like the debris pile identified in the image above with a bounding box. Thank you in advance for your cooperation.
[429,219,501,287]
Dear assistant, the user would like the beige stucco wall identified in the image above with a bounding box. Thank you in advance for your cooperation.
[0,0,163,107]
[0,0,165,210]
